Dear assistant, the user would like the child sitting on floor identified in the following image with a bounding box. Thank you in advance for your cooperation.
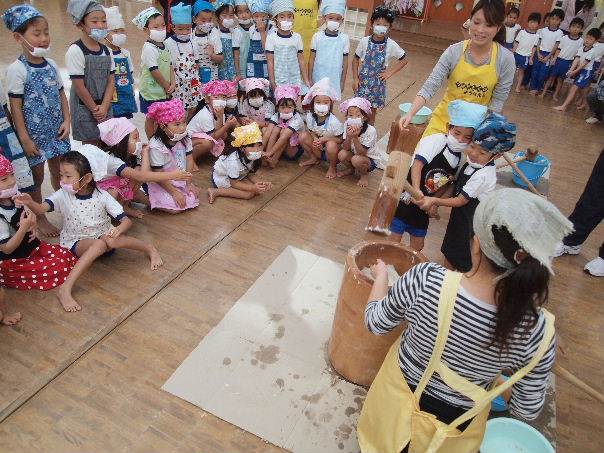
[390,100,487,252]
[416,112,517,272]
[15,152,163,312]
[264,84,305,167]
[209,123,272,203]
[238,78,275,139]
[337,97,378,188]
[299,78,344,179]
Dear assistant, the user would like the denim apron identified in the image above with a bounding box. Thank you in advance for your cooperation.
[111,50,137,118]
[218,28,237,81]
[356,37,387,108]
[246,25,268,78]
[0,107,33,190]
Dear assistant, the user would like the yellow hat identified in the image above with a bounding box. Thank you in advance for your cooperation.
[231,123,262,148]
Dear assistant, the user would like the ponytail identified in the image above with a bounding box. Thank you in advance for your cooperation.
[489,225,550,351]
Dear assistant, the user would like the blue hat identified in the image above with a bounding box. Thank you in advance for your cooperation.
[447,100,488,129]
[213,0,235,12]
[235,0,248,6]
[193,0,214,15]
[270,0,295,16]
[472,112,517,154]
[319,0,346,17]
[249,0,271,14]
[2,4,43,31]
[170,2,192,24]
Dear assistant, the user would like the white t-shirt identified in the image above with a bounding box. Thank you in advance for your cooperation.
[505,24,521,45]
[66,43,115,76]
[514,30,540,57]
[265,31,303,54]
[0,203,18,243]
[149,136,192,170]
[591,42,604,63]
[414,133,461,168]
[310,30,350,55]
[77,144,128,182]
[141,41,168,70]
[187,104,223,135]
[576,46,596,71]
[354,36,405,68]
[212,151,255,188]
[46,188,125,249]
[344,124,379,160]
[537,27,564,52]
[5,58,64,97]
[556,35,584,60]
[305,112,344,137]
[249,23,276,41]
[193,28,223,59]
[269,111,305,132]
[460,164,497,200]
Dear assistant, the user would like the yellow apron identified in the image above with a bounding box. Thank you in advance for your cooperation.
[423,41,499,137]
[357,271,556,453]
[293,0,318,62]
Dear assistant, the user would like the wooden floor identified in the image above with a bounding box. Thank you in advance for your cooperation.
[0,1,603,452]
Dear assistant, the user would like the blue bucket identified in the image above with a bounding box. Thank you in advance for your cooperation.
[481,418,555,453]
[512,151,550,188]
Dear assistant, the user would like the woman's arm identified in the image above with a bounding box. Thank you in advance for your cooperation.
[489,47,516,112]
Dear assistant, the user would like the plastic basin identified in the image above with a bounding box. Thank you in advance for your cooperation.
[512,151,550,189]
[481,418,555,453]
[399,102,432,125]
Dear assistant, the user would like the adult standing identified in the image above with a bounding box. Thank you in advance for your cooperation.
[293,0,319,61]
[357,188,571,453]
[560,0,597,33]
[399,0,515,137]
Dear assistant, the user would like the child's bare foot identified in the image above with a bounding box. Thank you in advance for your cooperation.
[37,216,59,237]
[538,91,546,98]
[553,95,559,102]
[325,167,337,179]
[299,157,319,167]
[553,105,566,111]
[207,188,217,204]
[124,205,145,219]
[515,87,521,93]
[336,167,353,178]
[357,174,369,188]
[529,90,538,95]
[149,247,163,270]
[577,103,587,110]
[57,287,82,312]
[0,310,22,325]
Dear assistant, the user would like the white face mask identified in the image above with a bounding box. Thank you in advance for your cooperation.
[133,141,143,157]
[247,150,262,160]
[466,155,485,169]
[198,22,214,33]
[346,117,363,127]
[23,38,50,58]
[226,99,238,108]
[280,111,293,120]
[446,135,469,153]
[314,103,329,115]
[212,99,227,110]
[176,33,191,41]
[149,29,167,42]
[222,18,235,28]
[373,24,388,35]
[279,20,293,31]
[238,18,252,25]
[248,96,264,107]
[166,127,187,141]
[110,33,127,47]
[326,20,340,31]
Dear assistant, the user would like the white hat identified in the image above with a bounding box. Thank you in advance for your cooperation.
[103,6,125,30]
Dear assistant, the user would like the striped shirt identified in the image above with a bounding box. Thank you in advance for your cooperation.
[365,262,556,420]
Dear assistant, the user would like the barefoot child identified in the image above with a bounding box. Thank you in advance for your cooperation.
[352,5,408,124]
[529,8,564,94]
[66,0,115,145]
[390,100,487,252]
[103,6,137,119]
[133,7,175,138]
[209,122,272,203]
[299,78,344,179]
[264,84,305,167]
[146,99,200,214]
[417,112,516,272]
[0,289,21,326]
[192,0,224,84]
[337,97,378,188]
[238,78,275,139]
[503,6,521,50]
[15,151,163,312]
[512,13,540,93]
[544,17,584,100]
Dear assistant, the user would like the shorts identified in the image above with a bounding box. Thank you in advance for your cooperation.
[514,53,530,70]
[575,69,593,88]
[592,61,601,81]
[504,42,514,50]
[139,94,169,114]
[551,58,573,78]
[390,217,427,237]
[366,156,377,172]
[70,240,116,258]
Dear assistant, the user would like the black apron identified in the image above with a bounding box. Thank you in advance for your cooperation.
[394,144,460,230]
[0,205,40,260]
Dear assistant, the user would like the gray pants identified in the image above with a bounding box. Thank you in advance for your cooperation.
[587,91,604,121]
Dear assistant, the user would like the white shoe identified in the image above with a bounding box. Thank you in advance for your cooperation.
[585,116,601,124]
[584,257,604,277]
[553,242,581,257]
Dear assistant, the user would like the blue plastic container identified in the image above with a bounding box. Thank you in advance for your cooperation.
[399,103,432,125]
[490,375,509,412]
[481,418,555,453]
[512,151,550,188]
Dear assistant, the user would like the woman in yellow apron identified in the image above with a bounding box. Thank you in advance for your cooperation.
[358,188,573,453]
[293,0,319,61]
[399,0,516,137]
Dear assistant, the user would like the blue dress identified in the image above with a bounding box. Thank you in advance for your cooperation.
[356,38,387,108]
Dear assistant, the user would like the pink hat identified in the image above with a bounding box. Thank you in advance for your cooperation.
[241,77,270,94]
[202,80,233,96]
[275,84,300,103]
[98,118,136,146]
[0,154,13,177]
[340,97,372,115]
[302,78,339,105]
[225,80,238,96]
[147,99,186,125]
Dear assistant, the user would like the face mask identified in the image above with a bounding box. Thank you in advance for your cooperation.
[238,18,252,25]
[133,141,143,157]
[466,155,485,169]
[149,29,167,42]
[247,150,262,160]
[0,184,18,199]
[89,28,109,42]
[280,111,293,120]
[373,24,388,35]
[176,33,191,41]
[279,20,293,31]
[213,99,227,109]
[326,20,340,31]
[248,96,264,107]
[446,135,468,153]
[110,33,127,47]
[168,129,188,141]
[346,117,363,127]
[222,18,235,28]
[60,176,85,195]
[226,99,238,109]
[314,103,329,115]
[23,38,51,58]
[198,22,214,33]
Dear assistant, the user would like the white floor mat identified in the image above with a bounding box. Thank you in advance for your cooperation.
[162,246,365,453]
